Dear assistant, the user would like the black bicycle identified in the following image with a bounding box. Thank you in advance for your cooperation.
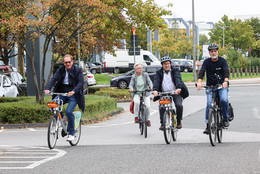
[132,90,151,138]
[203,84,226,146]
[158,91,178,144]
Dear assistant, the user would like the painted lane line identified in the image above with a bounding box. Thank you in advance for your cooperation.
[0,156,52,158]
[4,152,57,154]
[27,128,37,131]
[0,161,36,163]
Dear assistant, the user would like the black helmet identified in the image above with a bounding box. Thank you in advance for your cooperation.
[161,57,171,65]
[208,43,219,51]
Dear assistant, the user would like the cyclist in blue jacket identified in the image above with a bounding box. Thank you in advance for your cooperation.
[196,44,230,134]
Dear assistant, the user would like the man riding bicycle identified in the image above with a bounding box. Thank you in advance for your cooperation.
[45,54,85,141]
[196,43,230,134]
[153,57,189,130]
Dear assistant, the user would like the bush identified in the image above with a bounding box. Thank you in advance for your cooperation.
[95,88,132,100]
[0,95,118,124]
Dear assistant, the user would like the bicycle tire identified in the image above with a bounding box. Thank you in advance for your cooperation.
[163,110,172,144]
[143,105,148,138]
[69,120,82,146]
[171,111,177,141]
[47,115,59,149]
[217,110,223,143]
[139,107,144,135]
[208,108,217,146]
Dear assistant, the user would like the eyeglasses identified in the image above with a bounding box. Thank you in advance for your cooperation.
[64,61,71,64]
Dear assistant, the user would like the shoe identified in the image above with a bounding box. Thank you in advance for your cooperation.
[203,124,209,134]
[159,124,164,131]
[223,120,229,127]
[177,120,182,129]
[147,120,151,127]
[134,117,138,123]
[67,134,75,141]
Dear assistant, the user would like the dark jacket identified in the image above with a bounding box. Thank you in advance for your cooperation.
[45,64,85,112]
[153,66,189,101]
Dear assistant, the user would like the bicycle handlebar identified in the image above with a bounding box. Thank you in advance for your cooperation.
[46,92,68,96]
[195,83,222,90]
[158,91,176,96]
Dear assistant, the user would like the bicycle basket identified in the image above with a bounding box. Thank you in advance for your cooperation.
[159,99,171,105]
[73,111,82,129]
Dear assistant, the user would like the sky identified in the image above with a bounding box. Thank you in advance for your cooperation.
[154,0,260,23]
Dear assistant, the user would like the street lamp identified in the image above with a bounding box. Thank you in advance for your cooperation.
[192,0,196,81]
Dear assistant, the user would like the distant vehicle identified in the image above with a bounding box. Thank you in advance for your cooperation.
[86,63,103,74]
[110,65,162,89]
[178,61,193,72]
[0,65,14,72]
[0,60,4,65]
[2,71,27,96]
[0,74,19,97]
[103,49,161,74]
[83,69,96,94]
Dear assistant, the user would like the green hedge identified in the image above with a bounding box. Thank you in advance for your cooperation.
[0,95,117,124]
[94,88,132,100]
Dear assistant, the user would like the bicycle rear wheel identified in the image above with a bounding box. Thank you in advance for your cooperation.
[139,108,144,135]
[69,120,81,146]
[208,108,217,146]
[171,111,177,141]
[217,111,223,143]
[143,106,148,138]
[47,115,59,149]
[163,111,172,144]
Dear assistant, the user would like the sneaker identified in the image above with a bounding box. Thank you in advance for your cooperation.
[67,134,75,141]
[203,124,209,134]
[177,120,182,129]
[134,117,139,123]
[159,124,164,131]
[223,120,229,127]
[147,120,151,127]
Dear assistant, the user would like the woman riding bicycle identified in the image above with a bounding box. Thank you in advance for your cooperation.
[129,63,153,127]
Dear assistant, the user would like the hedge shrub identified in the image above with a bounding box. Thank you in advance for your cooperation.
[94,88,132,100]
[0,95,117,124]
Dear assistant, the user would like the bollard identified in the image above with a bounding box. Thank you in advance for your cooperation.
[240,68,243,77]
[249,66,251,76]
[236,68,239,77]
[245,67,247,76]
[232,68,235,78]
[256,66,259,75]
[252,66,255,76]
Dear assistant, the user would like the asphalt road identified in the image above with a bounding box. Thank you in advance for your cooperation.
[0,84,260,174]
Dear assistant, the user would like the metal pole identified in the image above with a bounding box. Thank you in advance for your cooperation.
[192,0,196,81]
[77,8,80,66]
[223,25,225,48]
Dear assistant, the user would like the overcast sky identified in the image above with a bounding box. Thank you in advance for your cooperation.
[154,0,260,23]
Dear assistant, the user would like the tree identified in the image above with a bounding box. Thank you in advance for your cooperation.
[199,34,208,46]
[247,17,260,57]
[209,15,254,52]
[4,0,171,102]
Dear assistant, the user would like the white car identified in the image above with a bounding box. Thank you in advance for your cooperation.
[83,69,96,94]
[0,74,19,97]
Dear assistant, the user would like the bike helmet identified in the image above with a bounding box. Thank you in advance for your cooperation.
[160,57,172,65]
[208,43,219,51]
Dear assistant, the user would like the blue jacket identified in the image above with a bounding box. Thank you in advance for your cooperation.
[45,64,85,112]
[153,66,189,101]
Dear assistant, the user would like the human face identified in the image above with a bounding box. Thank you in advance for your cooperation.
[63,56,73,70]
[162,61,171,71]
[209,49,219,60]
[135,65,142,75]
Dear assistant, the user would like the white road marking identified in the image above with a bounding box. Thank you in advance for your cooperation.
[0,130,3,133]
[27,128,37,131]
[0,146,66,169]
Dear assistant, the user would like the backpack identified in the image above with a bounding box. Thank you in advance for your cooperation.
[228,103,234,121]
[130,100,134,114]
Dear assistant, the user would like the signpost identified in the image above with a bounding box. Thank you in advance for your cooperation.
[132,27,136,64]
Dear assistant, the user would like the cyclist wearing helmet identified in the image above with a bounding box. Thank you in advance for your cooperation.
[153,57,189,130]
[196,43,230,134]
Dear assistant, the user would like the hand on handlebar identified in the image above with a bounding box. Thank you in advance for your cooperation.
[196,83,202,90]
[153,91,158,97]
[175,89,181,95]
[129,89,134,93]
[68,91,75,96]
[45,90,50,94]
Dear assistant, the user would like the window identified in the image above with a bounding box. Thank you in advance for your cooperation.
[143,55,152,62]
[3,76,11,86]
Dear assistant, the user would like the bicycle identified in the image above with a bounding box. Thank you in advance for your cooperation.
[199,84,226,146]
[46,92,81,149]
[132,89,151,138]
[158,91,178,144]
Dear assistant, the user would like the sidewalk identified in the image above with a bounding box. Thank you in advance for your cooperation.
[184,77,260,87]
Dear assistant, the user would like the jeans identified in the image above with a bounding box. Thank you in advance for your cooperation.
[55,95,77,135]
[205,88,229,123]
[159,95,183,124]
[133,94,151,120]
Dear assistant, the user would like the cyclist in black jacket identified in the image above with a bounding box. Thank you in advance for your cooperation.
[153,57,189,130]
[196,44,230,134]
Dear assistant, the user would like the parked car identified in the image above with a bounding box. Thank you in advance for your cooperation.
[86,63,103,74]
[110,65,162,89]
[178,61,193,72]
[0,65,14,72]
[0,74,19,97]
[83,69,96,94]
[3,71,27,96]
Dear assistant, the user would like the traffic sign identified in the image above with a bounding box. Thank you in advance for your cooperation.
[129,47,140,55]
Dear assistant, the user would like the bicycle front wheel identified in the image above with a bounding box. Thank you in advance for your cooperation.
[208,108,217,146]
[163,110,172,144]
[171,111,177,141]
[139,108,144,135]
[217,110,223,143]
[47,115,59,149]
[143,105,148,138]
[69,120,82,146]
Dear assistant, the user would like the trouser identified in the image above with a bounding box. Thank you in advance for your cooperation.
[159,95,183,124]
[56,95,77,135]
[133,94,151,120]
[205,88,229,123]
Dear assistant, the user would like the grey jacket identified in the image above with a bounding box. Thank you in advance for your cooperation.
[129,72,153,97]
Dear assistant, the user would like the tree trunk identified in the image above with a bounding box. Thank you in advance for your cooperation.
[18,42,25,77]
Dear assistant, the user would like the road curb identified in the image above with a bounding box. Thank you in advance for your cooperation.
[0,108,124,129]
